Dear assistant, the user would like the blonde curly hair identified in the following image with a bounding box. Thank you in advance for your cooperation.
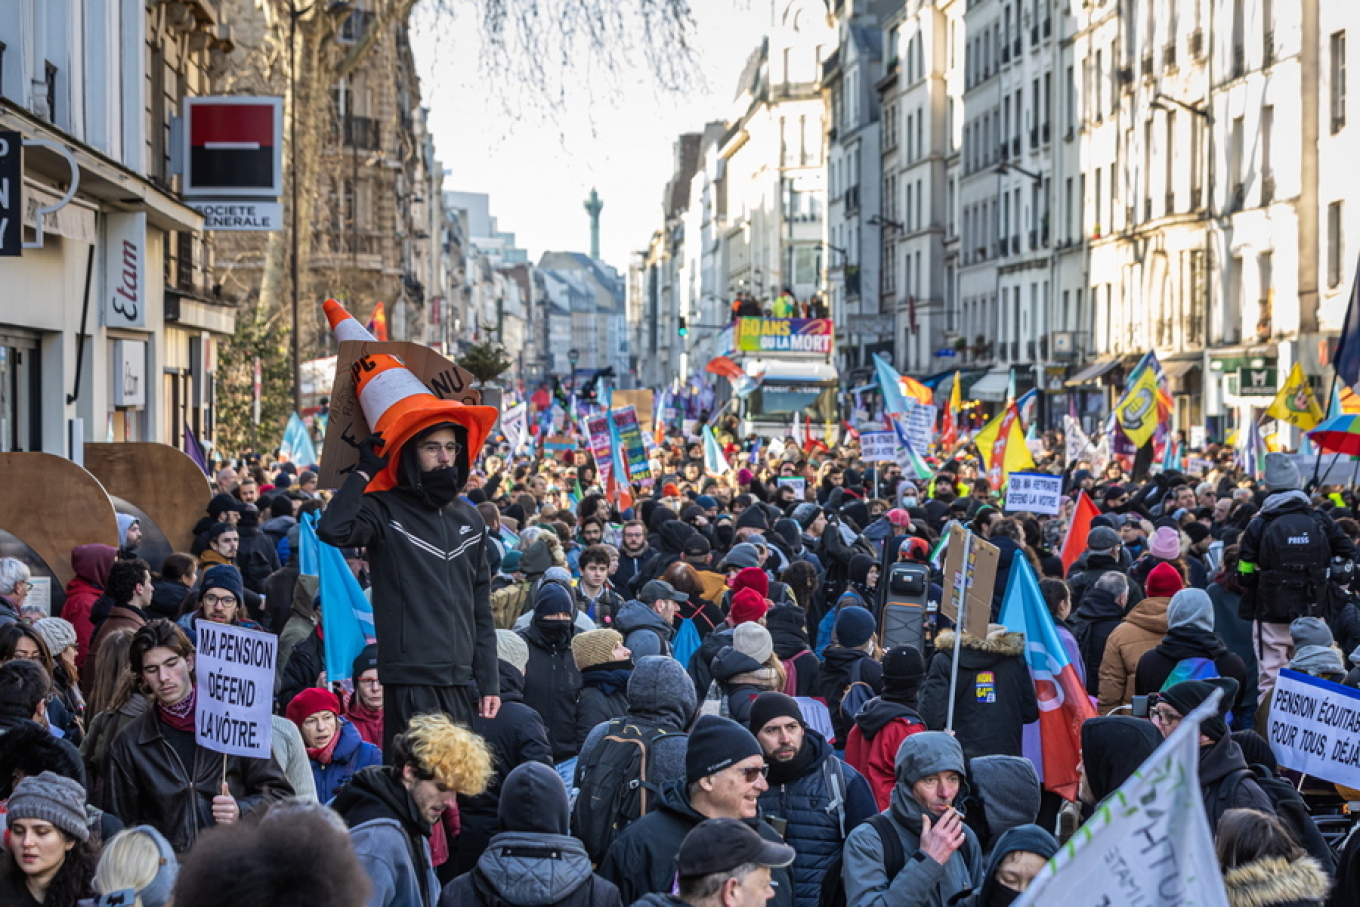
[396,713,493,796]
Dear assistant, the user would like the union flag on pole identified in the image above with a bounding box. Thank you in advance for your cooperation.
[999,556,1096,801]
[1059,490,1101,574]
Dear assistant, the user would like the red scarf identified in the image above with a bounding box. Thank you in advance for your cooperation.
[347,699,384,749]
[306,725,343,765]
[156,690,197,733]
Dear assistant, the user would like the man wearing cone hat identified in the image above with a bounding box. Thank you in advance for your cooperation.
[318,300,502,751]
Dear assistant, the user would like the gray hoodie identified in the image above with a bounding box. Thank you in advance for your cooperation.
[577,656,695,788]
[842,732,984,907]
[614,600,675,659]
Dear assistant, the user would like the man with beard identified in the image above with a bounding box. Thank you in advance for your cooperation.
[751,692,875,907]
[615,521,657,595]
[319,416,501,750]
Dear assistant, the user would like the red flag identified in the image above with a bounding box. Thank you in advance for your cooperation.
[1059,491,1100,574]
[365,302,389,341]
[705,356,745,381]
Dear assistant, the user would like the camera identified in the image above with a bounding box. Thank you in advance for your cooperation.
[1131,695,1151,718]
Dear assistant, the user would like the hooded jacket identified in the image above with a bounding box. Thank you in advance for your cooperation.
[615,599,675,659]
[1080,716,1163,805]
[631,521,694,596]
[597,780,794,907]
[687,623,735,699]
[1222,856,1330,907]
[818,646,884,746]
[334,765,439,907]
[440,763,621,907]
[577,655,695,790]
[454,661,553,877]
[1134,589,1247,702]
[919,630,1038,760]
[965,756,1042,852]
[1097,594,1171,714]
[317,432,498,694]
[757,728,877,907]
[1238,490,1355,623]
[310,717,383,804]
[1200,734,1276,834]
[63,543,117,669]
[574,663,632,748]
[953,825,1059,907]
[845,698,927,811]
[766,605,821,697]
[841,733,984,907]
[711,646,781,725]
[517,618,582,763]
[1068,582,1129,697]
[1067,552,1144,614]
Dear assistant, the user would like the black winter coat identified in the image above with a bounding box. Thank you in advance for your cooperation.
[106,707,293,853]
[574,667,631,748]
[235,524,281,594]
[687,624,733,699]
[598,781,793,907]
[318,469,498,693]
[517,623,583,762]
[1200,734,1275,834]
[454,662,553,875]
[276,629,323,713]
[1069,585,1129,697]
[1134,630,1248,705]
[817,646,883,746]
[919,629,1039,760]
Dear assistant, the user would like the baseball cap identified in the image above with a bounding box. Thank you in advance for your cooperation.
[675,818,796,880]
[684,534,712,557]
[640,579,688,604]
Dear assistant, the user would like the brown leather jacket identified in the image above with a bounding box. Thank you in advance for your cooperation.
[106,705,293,853]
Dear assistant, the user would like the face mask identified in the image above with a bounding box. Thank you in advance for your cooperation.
[987,885,1022,907]
[535,616,573,642]
[903,497,919,508]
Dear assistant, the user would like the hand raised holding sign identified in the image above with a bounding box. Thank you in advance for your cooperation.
[212,781,240,825]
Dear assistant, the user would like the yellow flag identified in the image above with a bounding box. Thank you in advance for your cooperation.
[1266,363,1324,430]
[974,404,1035,489]
[1114,365,1161,448]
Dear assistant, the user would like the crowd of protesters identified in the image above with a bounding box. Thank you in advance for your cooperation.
[0,424,1358,907]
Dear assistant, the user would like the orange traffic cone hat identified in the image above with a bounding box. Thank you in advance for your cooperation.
[324,299,499,492]
[324,298,378,344]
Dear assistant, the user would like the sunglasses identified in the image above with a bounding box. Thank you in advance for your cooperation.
[734,764,770,783]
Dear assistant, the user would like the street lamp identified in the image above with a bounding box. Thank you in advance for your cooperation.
[867,214,904,231]
[994,162,1043,182]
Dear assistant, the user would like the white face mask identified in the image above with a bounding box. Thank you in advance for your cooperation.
[902,497,919,508]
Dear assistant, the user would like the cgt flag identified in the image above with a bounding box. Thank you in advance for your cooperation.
[1267,362,1325,430]
[999,556,1096,801]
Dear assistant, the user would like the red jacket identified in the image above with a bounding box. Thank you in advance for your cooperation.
[63,544,117,669]
[843,699,926,811]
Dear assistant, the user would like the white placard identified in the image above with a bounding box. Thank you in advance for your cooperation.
[22,576,50,618]
[1268,669,1360,789]
[860,431,898,463]
[903,403,936,454]
[777,476,807,499]
[195,621,276,759]
[103,212,147,328]
[1004,472,1063,515]
[112,340,147,408]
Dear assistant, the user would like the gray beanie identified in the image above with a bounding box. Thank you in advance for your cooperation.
[1289,616,1333,650]
[1263,452,1301,492]
[1087,526,1121,552]
[1167,588,1215,633]
[496,629,529,675]
[8,771,89,841]
[32,617,77,656]
[791,503,821,530]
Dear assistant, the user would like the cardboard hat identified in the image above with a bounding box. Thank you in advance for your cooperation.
[324,298,379,344]
[324,299,499,492]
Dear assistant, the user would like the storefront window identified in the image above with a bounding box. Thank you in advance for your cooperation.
[0,337,36,452]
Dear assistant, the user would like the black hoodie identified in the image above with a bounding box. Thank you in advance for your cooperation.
[1079,716,1163,805]
[766,604,821,696]
[1068,584,1129,696]
[955,824,1059,907]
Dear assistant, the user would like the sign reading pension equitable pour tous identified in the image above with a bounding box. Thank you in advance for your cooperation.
[735,318,834,355]
[196,621,276,760]
[1268,669,1360,790]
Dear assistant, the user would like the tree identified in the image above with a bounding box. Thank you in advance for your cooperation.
[458,339,515,384]
[216,306,294,455]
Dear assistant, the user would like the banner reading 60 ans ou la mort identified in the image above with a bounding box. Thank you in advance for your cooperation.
[735,318,833,355]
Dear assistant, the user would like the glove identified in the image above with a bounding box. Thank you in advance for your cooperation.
[356,432,389,479]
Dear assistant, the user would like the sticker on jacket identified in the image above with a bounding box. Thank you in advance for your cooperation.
[975,671,996,703]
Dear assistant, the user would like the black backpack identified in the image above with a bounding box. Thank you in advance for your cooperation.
[1247,510,1334,623]
[570,719,686,865]
[1218,764,1337,876]
[818,813,903,907]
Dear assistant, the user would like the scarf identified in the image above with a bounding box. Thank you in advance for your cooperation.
[1155,625,1228,661]
[156,690,197,733]
[307,726,344,765]
[766,733,819,786]
[581,665,632,697]
[348,698,384,746]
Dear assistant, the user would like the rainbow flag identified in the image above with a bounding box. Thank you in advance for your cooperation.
[999,556,1096,801]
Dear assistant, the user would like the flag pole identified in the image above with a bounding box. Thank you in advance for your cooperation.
[1309,372,1340,491]
[945,531,971,733]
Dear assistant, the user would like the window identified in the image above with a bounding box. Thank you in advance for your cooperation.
[0,43,6,96]
[1332,31,1347,133]
[1329,201,1345,288]
[1165,110,1176,213]
[44,62,57,124]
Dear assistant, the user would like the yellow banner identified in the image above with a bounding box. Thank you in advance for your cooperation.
[1266,363,1324,430]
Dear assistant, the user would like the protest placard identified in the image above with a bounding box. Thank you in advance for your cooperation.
[611,405,653,486]
[860,431,898,463]
[1004,472,1063,515]
[940,524,996,639]
[1016,691,1229,907]
[585,412,614,489]
[1268,669,1360,790]
[903,403,935,454]
[776,476,807,499]
[196,621,276,760]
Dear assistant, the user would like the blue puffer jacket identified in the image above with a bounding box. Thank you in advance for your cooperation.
[312,718,383,804]
[758,729,878,907]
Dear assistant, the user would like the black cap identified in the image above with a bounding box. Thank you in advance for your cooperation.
[683,534,712,557]
[640,579,689,604]
[675,818,796,880]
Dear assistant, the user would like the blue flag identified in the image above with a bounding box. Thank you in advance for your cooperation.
[300,514,374,683]
[183,424,209,475]
[280,412,317,466]
[1335,257,1360,390]
[872,353,910,417]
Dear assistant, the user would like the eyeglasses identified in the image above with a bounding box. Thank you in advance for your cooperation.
[203,593,239,609]
[734,764,770,783]
[1151,707,1183,728]
[419,442,463,457]
[356,678,382,688]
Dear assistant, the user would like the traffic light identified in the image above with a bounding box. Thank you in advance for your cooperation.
[678,316,689,337]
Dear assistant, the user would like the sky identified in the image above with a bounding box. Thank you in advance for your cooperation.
[409,1,775,270]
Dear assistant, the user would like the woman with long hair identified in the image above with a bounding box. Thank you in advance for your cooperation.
[31,619,85,745]
[0,624,81,743]
[0,773,98,907]
[79,628,148,811]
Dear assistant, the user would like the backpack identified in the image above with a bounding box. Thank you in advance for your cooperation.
[1217,764,1336,874]
[571,718,687,865]
[1248,510,1334,623]
[818,813,904,907]
[839,658,877,732]
[672,617,702,669]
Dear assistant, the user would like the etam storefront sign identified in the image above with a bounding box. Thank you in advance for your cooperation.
[103,212,146,329]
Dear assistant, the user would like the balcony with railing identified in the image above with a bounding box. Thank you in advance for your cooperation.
[331,116,382,151]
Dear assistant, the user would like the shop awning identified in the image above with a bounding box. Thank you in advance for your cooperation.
[1065,357,1121,387]
[1160,359,1200,380]
[970,369,1011,402]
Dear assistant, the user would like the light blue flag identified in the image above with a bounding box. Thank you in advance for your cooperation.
[314,540,376,684]
[298,511,322,578]
[872,353,911,417]
[703,424,729,475]
[280,412,317,466]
